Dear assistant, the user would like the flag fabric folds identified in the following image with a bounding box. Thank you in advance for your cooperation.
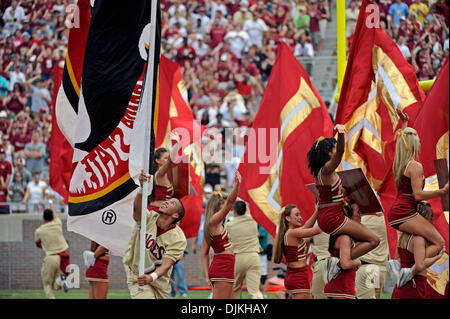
[67,0,159,256]
[50,0,91,202]
[154,55,204,239]
[238,42,333,237]
[334,0,426,257]
[412,57,449,297]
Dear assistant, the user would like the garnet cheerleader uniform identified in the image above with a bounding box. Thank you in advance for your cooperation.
[316,168,348,235]
[388,165,423,229]
[283,234,311,295]
[391,233,428,299]
[208,228,235,284]
[324,239,356,299]
[86,244,109,283]
[148,183,174,212]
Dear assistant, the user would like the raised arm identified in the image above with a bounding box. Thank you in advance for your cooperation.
[396,108,409,130]
[156,132,181,179]
[133,170,150,222]
[209,171,241,226]
[322,124,346,175]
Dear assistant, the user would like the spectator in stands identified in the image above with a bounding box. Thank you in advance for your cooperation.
[5,82,27,115]
[8,171,27,214]
[15,159,32,185]
[317,0,330,52]
[308,1,323,51]
[0,147,13,209]
[295,7,311,32]
[3,0,27,23]
[11,122,31,153]
[243,12,269,49]
[389,0,410,27]
[22,170,47,214]
[24,129,46,174]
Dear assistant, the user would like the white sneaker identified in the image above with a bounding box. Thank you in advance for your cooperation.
[60,274,69,293]
[397,268,414,288]
[83,251,95,268]
[323,257,341,284]
[386,260,401,285]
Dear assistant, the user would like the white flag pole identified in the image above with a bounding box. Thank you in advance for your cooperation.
[138,0,158,291]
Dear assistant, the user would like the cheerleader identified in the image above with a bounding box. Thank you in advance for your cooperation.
[200,172,241,299]
[148,133,180,212]
[387,110,448,287]
[307,125,379,282]
[324,200,361,299]
[273,204,322,299]
[84,241,110,299]
[391,201,444,299]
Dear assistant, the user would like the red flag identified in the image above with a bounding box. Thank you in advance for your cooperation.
[413,57,449,252]
[156,56,204,239]
[335,0,426,257]
[49,64,72,203]
[50,0,91,202]
[238,42,333,236]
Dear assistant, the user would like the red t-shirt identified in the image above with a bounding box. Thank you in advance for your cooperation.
[210,27,228,48]
[307,9,322,32]
[235,80,252,97]
[0,160,12,183]
[0,120,10,135]
[10,133,31,152]
[176,46,197,67]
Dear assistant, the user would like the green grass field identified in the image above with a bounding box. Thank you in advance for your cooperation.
[0,289,391,299]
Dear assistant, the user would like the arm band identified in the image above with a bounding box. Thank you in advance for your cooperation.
[150,272,159,281]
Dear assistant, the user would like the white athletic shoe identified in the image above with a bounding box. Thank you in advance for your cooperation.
[323,257,341,284]
[397,268,414,288]
[60,274,69,293]
[83,250,95,268]
[386,260,401,286]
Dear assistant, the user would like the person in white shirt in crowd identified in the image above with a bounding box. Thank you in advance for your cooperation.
[169,10,188,29]
[168,0,186,17]
[225,24,249,60]
[3,0,26,23]
[244,14,269,49]
[191,35,210,58]
[210,0,228,22]
[197,95,220,123]
[397,36,411,61]
[219,94,247,123]
[191,7,211,36]
[294,30,314,75]
[8,64,26,91]
[22,170,48,214]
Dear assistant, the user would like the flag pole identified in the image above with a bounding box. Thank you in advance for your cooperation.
[139,0,159,291]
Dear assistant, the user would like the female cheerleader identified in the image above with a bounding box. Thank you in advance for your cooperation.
[307,125,379,282]
[273,204,322,299]
[324,200,362,299]
[85,241,110,299]
[200,172,241,299]
[148,133,181,212]
[391,201,444,298]
[387,110,448,287]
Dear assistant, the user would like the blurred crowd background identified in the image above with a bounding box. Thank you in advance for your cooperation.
[0,0,448,214]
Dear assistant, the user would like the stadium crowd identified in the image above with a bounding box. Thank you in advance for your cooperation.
[0,0,448,213]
